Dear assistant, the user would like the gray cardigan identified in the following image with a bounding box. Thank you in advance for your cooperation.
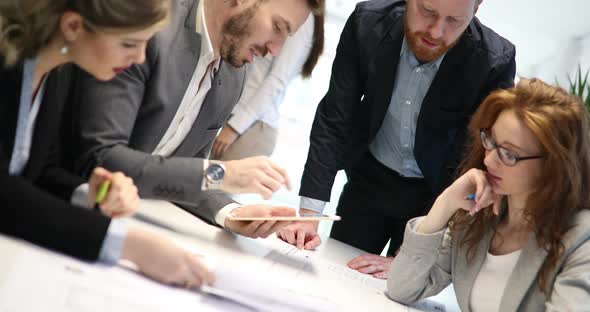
[387,210,590,311]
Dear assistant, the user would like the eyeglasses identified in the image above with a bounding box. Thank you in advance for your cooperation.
[480,129,543,166]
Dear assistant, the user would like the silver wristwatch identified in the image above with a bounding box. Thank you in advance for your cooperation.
[204,161,225,190]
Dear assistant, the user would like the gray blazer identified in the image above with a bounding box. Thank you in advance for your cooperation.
[67,0,246,222]
[387,211,590,311]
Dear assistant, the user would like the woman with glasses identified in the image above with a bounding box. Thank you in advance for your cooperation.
[1,0,212,288]
[386,78,590,311]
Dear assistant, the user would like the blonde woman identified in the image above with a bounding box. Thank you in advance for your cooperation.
[0,0,212,288]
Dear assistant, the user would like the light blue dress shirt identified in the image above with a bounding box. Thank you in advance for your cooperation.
[368,38,444,177]
[10,57,126,264]
[9,58,44,176]
[301,38,445,213]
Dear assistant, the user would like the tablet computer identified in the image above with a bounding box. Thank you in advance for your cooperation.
[226,213,341,221]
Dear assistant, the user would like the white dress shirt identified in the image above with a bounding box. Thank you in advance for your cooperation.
[470,249,523,312]
[152,0,220,157]
[227,14,315,134]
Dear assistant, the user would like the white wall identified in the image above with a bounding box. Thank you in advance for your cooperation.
[472,0,590,85]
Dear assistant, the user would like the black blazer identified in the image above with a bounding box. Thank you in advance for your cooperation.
[0,62,111,261]
[300,0,516,201]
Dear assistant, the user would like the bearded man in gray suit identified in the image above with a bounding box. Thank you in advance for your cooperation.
[65,0,323,237]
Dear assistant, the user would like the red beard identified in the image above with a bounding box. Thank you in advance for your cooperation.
[404,17,459,63]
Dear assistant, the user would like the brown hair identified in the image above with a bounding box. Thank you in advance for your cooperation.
[0,0,169,66]
[450,78,590,292]
[301,0,325,78]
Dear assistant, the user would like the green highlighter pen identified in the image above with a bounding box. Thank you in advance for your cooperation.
[94,180,111,211]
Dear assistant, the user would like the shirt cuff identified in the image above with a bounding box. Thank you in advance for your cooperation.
[214,203,242,228]
[227,110,256,135]
[300,196,327,214]
[98,218,129,265]
[71,183,90,208]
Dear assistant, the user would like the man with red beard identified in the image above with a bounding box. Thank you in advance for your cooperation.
[62,0,324,238]
[278,0,515,277]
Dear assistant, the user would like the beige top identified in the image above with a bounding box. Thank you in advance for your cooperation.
[387,210,590,312]
[470,249,522,312]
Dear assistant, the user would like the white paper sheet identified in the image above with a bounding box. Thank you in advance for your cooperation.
[0,238,243,312]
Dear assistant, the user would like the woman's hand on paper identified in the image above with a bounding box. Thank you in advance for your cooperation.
[347,254,395,279]
[122,226,214,289]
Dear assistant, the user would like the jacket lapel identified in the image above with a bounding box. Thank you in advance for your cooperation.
[366,14,404,136]
[454,199,549,311]
[454,229,493,310]
[499,234,548,311]
[181,0,200,54]
[176,0,201,86]
[24,70,59,179]
[146,0,202,153]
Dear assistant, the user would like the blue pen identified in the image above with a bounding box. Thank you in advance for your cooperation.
[464,193,476,201]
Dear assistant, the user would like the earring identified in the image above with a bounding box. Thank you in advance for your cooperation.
[60,45,69,54]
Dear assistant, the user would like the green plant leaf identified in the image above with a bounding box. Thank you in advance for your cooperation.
[576,65,583,97]
[566,64,590,107]
[580,65,589,97]
[577,64,582,95]
[568,74,576,95]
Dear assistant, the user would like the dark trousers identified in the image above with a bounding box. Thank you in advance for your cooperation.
[330,152,435,256]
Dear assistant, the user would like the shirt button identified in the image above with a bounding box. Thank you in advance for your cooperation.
[404,144,409,148]
[416,68,423,73]
[405,100,411,105]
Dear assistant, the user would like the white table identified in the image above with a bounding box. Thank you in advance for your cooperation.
[0,200,459,312]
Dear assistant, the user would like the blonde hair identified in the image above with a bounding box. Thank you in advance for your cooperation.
[0,0,169,66]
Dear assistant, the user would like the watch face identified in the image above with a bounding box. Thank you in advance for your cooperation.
[207,164,225,182]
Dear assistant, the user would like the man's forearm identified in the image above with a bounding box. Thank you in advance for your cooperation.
[97,145,205,204]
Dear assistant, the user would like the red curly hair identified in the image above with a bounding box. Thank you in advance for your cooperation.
[450,78,590,292]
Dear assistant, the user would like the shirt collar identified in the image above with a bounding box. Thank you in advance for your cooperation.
[195,0,220,72]
[400,37,445,69]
